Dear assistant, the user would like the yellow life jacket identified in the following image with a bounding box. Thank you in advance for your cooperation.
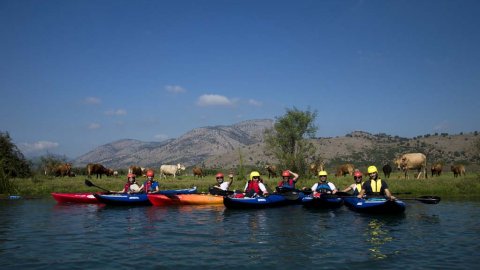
[356,183,363,192]
[370,179,382,193]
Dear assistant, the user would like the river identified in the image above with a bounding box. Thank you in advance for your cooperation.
[0,198,478,269]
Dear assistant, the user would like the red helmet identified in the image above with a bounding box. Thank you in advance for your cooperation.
[282,170,290,177]
[127,173,136,178]
[146,170,154,177]
[216,172,224,178]
[354,171,362,177]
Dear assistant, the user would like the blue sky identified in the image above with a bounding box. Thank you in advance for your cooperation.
[1,0,479,158]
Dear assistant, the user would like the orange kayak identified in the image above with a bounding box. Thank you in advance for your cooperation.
[147,193,224,206]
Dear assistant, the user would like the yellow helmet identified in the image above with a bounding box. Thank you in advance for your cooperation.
[318,170,328,176]
[250,171,260,180]
[367,166,378,174]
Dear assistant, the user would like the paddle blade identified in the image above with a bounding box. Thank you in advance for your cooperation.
[416,196,441,204]
[85,179,94,187]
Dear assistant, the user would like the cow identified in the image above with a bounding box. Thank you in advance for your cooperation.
[192,167,204,178]
[113,171,119,178]
[128,166,144,177]
[431,163,443,177]
[54,163,72,177]
[87,163,111,179]
[159,163,186,178]
[394,153,427,179]
[335,164,355,177]
[382,164,392,179]
[265,165,277,178]
[309,161,325,177]
[451,165,466,178]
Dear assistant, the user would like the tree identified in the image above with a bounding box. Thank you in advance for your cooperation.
[264,107,318,174]
[0,132,31,178]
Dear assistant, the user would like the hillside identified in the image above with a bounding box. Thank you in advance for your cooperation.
[74,120,480,171]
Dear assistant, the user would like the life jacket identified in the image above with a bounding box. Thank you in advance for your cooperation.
[143,180,158,192]
[123,182,131,193]
[353,182,363,196]
[370,179,383,193]
[246,180,263,195]
[278,178,295,189]
[315,181,332,193]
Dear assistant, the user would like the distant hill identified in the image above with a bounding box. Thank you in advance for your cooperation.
[74,120,480,172]
[74,119,274,168]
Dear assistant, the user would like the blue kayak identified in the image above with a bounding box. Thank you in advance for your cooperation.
[301,194,343,209]
[343,197,406,214]
[223,194,289,209]
[94,187,197,206]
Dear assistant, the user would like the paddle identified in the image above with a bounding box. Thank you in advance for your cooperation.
[334,192,441,204]
[84,179,111,193]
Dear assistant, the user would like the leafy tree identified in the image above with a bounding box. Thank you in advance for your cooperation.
[0,132,31,178]
[264,107,318,174]
[0,132,31,193]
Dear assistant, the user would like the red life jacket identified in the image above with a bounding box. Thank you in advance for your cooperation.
[246,180,262,194]
[278,179,295,188]
[123,183,131,193]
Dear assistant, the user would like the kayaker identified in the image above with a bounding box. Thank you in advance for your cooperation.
[244,171,269,197]
[357,165,396,200]
[311,170,337,196]
[277,170,299,190]
[342,170,364,195]
[138,170,159,193]
[210,172,233,195]
[114,173,141,194]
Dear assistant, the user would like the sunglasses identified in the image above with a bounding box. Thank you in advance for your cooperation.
[354,177,362,179]
[216,177,223,180]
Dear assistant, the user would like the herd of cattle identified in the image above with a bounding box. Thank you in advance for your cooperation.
[45,152,467,179]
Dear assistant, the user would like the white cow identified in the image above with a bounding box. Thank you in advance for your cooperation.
[394,153,427,179]
[159,163,186,178]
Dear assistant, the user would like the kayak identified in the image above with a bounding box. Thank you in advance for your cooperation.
[343,197,406,214]
[223,194,288,209]
[148,193,224,206]
[51,192,102,204]
[301,194,343,209]
[94,187,198,206]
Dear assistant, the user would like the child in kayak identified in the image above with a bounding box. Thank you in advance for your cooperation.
[138,170,159,193]
[311,170,338,196]
[209,172,234,196]
[342,170,364,196]
[244,171,269,197]
[114,173,141,194]
[277,170,299,190]
[357,165,396,201]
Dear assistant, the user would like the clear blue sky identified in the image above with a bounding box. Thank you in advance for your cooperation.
[1,0,479,158]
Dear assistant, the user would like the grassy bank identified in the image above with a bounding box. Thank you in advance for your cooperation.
[4,171,480,199]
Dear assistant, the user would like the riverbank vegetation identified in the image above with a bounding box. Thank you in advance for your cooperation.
[6,171,480,200]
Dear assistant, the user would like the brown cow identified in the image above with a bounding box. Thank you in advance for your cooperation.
[192,167,204,178]
[128,166,144,177]
[54,163,72,177]
[335,164,355,177]
[309,161,325,177]
[451,165,466,178]
[394,153,427,179]
[87,163,110,179]
[265,165,277,179]
[431,163,443,177]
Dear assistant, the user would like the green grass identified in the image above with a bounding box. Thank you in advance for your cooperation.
[4,171,480,199]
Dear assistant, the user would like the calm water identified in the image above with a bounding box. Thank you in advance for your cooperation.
[0,198,479,269]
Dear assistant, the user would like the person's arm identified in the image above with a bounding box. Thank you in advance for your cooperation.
[330,183,338,194]
[311,183,318,195]
[260,183,269,195]
[226,175,234,190]
[384,188,396,200]
[290,171,299,182]
[342,184,354,193]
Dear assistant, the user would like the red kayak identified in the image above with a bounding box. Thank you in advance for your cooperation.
[51,192,103,204]
[148,193,224,206]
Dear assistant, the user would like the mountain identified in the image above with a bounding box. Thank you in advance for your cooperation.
[74,119,480,171]
[74,119,274,168]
